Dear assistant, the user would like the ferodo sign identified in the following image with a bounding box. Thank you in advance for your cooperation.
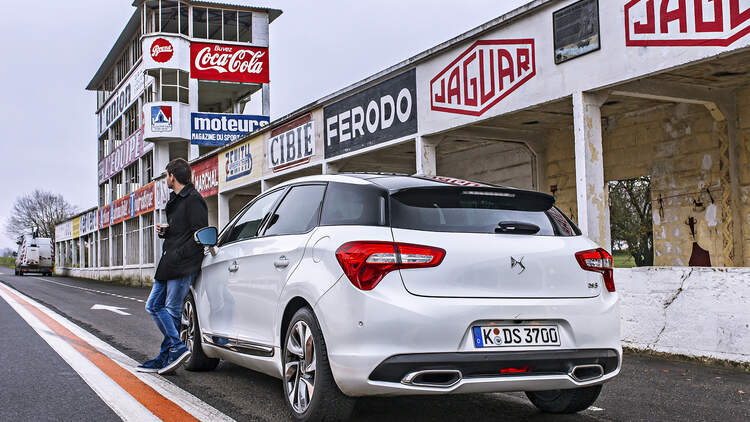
[625,0,750,46]
[324,69,417,158]
[268,114,315,171]
[431,39,536,116]
[190,42,269,84]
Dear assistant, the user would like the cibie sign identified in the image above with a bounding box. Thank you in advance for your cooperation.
[190,42,269,84]
[625,0,750,46]
[430,39,536,116]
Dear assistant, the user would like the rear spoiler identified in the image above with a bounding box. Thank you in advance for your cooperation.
[390,186,555,212]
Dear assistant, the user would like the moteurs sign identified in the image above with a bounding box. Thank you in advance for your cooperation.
[324,69,417,158]
[190,42,269,83]
[431,39,536,116]
[191,112,269,146]
[268,114,315,171]
[625,0,750,46]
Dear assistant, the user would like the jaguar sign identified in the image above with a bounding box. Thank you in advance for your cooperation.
[625,0,750,46]
[430,39,536,116]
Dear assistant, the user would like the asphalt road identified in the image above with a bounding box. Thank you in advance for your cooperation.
[0,268,747,421]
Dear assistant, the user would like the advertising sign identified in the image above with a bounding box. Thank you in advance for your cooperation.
[55,220,73,242]
[554,0,600,64]
[99,205,111,229]
[625,0,750,47]
[191,156,219,198]
[324,69,417,158]
[80,209,98,236]
[132,182,155,216]
[98,62,148,136]
[430,39,536,116]
[150,38,174,63]
[98,128,147,184]
[72,217,81,239]
[155,177,169,210]
[268,114,315,171]
[111,194,132,225]
[190,42,269,83]
[221,135,262,189]
[151,106,173,132]
[191,112,269,146]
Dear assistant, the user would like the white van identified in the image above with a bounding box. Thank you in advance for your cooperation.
[15,234,53,276]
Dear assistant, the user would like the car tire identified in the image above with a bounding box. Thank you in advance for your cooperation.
[17,270,23,277]
[282,307,354,422]
[180,294,220,372]
[525,385,603,414]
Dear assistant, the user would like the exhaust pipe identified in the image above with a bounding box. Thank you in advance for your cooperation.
[402,369,462,388]
[569,364,604,382]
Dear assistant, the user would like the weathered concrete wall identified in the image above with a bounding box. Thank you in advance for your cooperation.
[737,87,750,266]
[617,267,750,364]
[437,140,534,190]
[55,266,155,287]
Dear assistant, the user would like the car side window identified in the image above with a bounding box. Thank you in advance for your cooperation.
[263,184,326,237]
[223,189,284,244]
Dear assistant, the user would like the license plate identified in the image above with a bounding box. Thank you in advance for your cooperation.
[472,325,560,348]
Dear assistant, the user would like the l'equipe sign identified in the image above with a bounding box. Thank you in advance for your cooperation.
[625,0,750,47]
[324,69,417,158]
[190,42,269,83]
[190,112,269,146]
[98,128,148,184]
[430,39,536,116]
[268,114,315,171]
[191,156,219,198]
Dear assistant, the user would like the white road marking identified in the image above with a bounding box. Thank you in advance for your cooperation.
[0,281,234,422]
[30,276,146,303]
[588,406,605,411]
[91,304,132,315]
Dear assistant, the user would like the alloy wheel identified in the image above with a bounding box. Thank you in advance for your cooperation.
[180,299,195,353]
[284,321,317,414]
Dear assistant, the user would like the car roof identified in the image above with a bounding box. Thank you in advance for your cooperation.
[274,172,506,192]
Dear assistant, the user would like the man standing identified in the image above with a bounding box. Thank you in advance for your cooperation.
[137,158,207,375]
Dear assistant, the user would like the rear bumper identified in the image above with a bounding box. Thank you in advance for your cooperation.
[314,274,621,396]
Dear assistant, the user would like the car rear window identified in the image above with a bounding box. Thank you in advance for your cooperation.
[389,187,580,236]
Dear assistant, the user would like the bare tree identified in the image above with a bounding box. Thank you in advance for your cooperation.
[608,177,653,267]
[5,190,77,242]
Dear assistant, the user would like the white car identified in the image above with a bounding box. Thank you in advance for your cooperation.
[183,174,621,421]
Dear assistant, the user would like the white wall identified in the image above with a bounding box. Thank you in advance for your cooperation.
[617,267,750,363]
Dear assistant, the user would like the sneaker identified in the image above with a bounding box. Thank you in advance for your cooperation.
[136,355,165,373]
[158,345,191,375]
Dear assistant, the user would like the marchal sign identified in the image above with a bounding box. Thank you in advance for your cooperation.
[430,39,536,116]
[190,42,269,84]
[625,0,750,46]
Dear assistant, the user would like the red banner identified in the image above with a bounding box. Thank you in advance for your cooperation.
[133,182,155,217]
[192,155,219,198]
[99,205,111,229]
[190,42,269,83]
[111,195,132,225]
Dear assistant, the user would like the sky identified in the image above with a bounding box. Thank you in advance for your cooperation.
[0,0,531,249]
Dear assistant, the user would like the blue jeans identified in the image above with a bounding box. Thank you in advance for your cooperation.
[145,273,196,357]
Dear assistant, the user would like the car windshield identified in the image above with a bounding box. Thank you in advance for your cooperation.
[389,187,579,236]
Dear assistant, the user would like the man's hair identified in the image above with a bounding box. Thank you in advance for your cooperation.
[166,158,191,185]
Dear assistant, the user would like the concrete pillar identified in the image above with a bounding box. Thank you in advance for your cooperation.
[154,142,170,177]
[189,144,200,161]
[572,91,611,250]
[415,136,437,176]
[720,97,745,266]
[261,179,271,192]
[262,83,271,117]
[322,161,341,174]
[218,192,231,231]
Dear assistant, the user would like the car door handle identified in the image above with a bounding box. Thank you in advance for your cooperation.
[274,256,289,268]
[228,261,239,272]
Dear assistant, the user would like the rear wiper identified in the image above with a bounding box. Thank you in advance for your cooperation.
[495,221,540,235]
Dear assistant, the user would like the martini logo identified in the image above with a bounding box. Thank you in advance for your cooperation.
[430,39,536,116]
[150,38,174,63]
[151,106,172,133]
[625,0,750,46]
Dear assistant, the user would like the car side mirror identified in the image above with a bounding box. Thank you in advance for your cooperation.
[194,227,218,246]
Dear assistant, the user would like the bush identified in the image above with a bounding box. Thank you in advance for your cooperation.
[0,257,16,268]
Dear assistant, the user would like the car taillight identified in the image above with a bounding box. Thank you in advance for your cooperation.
[335,241,446,290]
[575,248,615,292]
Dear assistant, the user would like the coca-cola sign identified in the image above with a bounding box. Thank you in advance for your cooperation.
[150,38,174,63]
[625,0,750,46]
[430,39,536,116]
[190,42,269,83]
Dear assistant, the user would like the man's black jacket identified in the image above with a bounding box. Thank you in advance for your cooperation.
[154,182,208,281]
